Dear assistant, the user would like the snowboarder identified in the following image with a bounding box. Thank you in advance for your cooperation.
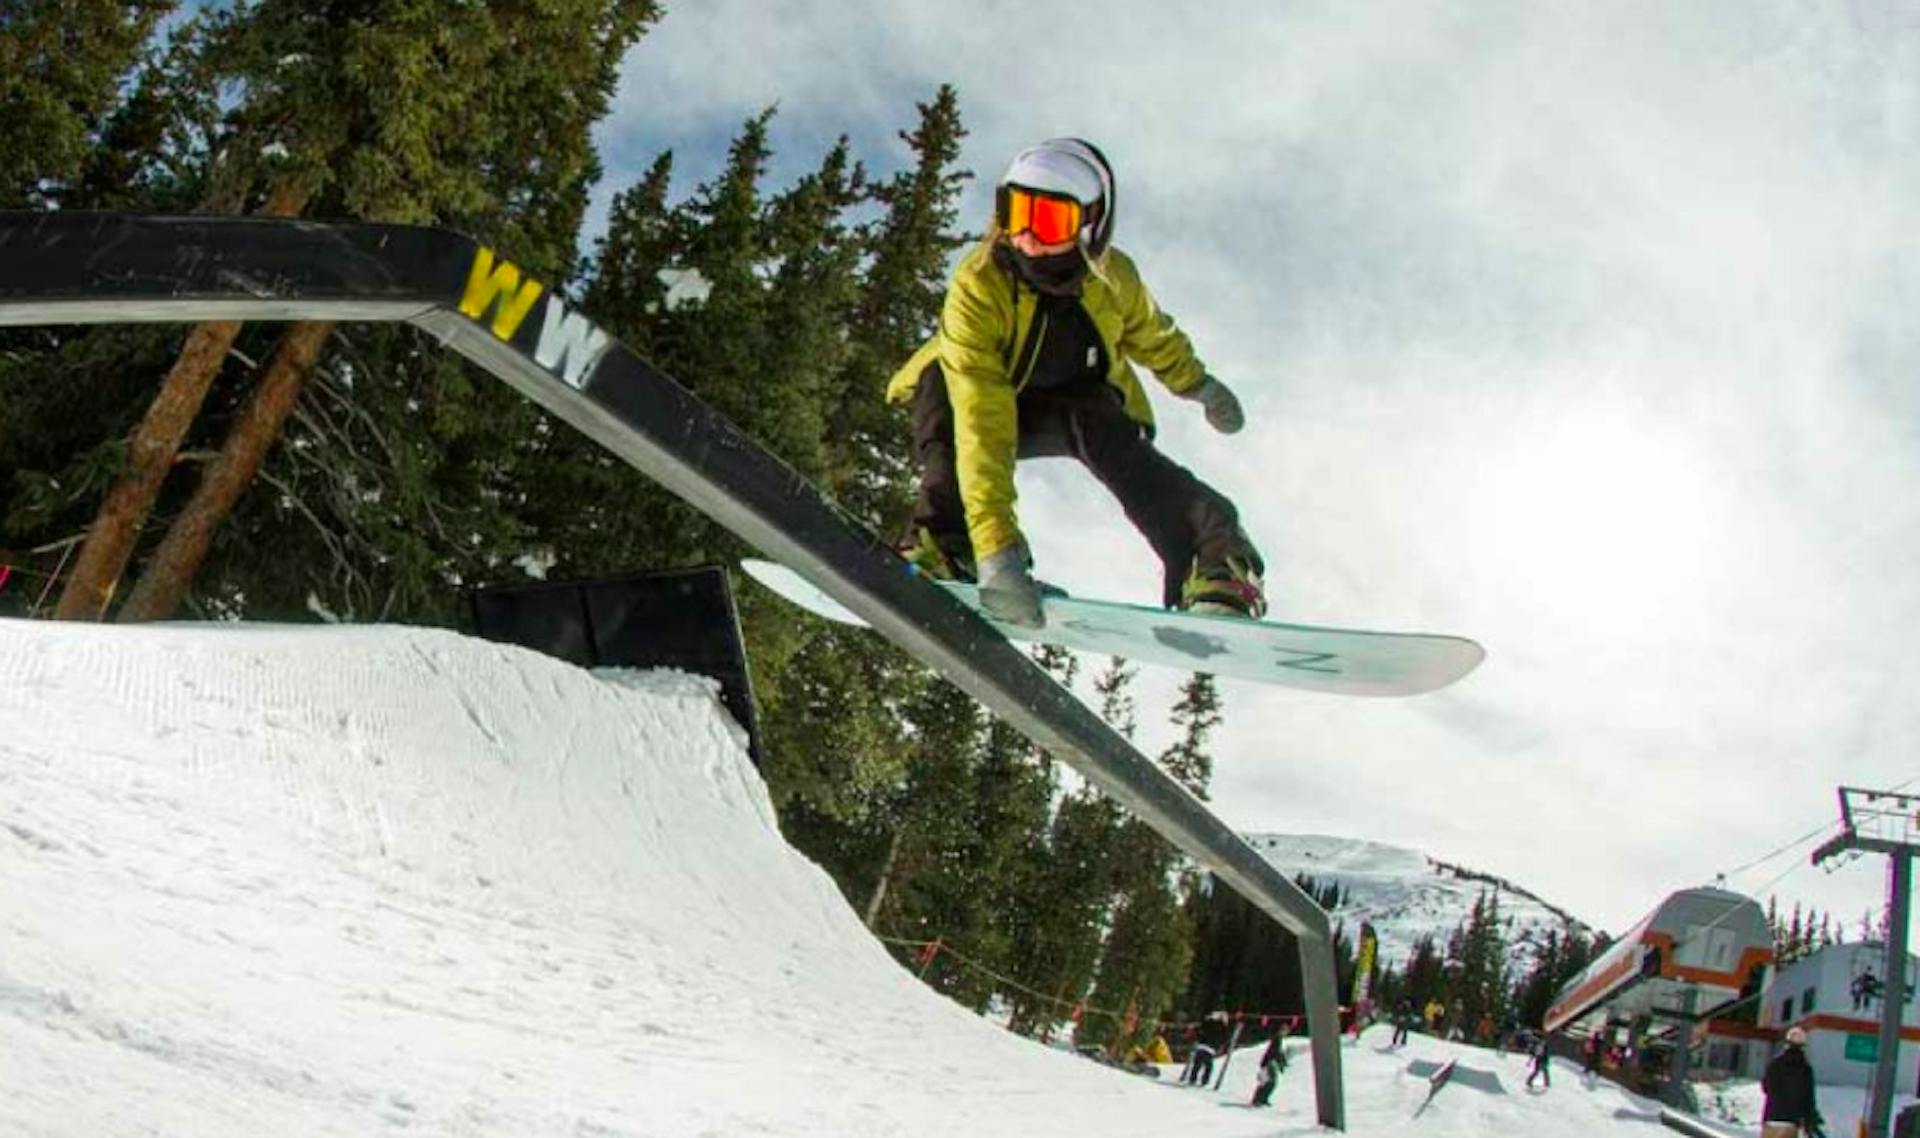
[1525,1031,1551,1090]
[1126,1032,1173,1066]
[887,137,1265,628]
[1390,1001,1413,1047]
[1184,1011,1231,1087]
[1250,1024,1288,1107]
[1761,1027,1820,1138]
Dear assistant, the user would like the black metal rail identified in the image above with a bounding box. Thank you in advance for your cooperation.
[0,212,1346,1128]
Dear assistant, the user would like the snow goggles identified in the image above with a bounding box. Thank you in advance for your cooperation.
[996,184,1085,246]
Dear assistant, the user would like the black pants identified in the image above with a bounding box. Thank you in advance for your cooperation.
[1251,1069,1278,1107]
[1185,1045,1217,1086]
[909,366,1261,608]
[1391,1024,1409,1046]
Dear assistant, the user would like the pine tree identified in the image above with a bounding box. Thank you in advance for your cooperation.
[734,97,972,877]
[0,12,220,610]
[957,716,1054,1009]
[1092,656,1138,740]
[864,687,1054,1016]
[825,84,969,526]
[1080,876,1192,1054]
[1445,890,1510,1036]
[582,154,678,356]
[1400,934,1447,1016]
[1511,929,1564,1028]
[188,0,659,621]
[1179,872,1352,1026]
[1000,658,1135,1036]
[0,0,174,209]
[868,677,990,1003]
[1080,670,1221,1053]
[1161,673,1221,800]
[39,1,660,622]
[1004,787,1114,1035]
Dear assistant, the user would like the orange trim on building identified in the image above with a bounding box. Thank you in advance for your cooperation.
[1799,1013,1920,1043]
[1547,952,1640,1028]
[1703,1015,1920,1044]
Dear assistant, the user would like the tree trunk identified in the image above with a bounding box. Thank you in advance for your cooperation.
[53,320,245,620]
[53,179,311,621]
[119,320,334,622]
[863,824,905,929]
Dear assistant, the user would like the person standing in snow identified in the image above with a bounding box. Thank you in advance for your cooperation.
[887,137,1266,628]
[1249,1024,1288,1107]
[1184,1010,1231,1087]
[1390,1001,1413,1048]
[1761,1027,1820,1137]
[1525,1031,1552,1090]
[1583,1027,1605,1076]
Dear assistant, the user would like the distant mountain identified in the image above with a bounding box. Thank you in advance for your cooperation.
[1241,832,1596,975]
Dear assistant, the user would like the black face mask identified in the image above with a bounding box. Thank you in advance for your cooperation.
[998,242,1089,296]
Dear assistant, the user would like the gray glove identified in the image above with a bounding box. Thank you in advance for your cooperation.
[977,541,1045,628]
[1184,375,1245,434]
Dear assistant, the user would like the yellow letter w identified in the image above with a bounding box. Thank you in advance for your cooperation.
[459,247,544,341]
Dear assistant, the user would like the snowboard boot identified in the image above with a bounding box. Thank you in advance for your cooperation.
[1180,556,1267,619]
[900,526,975,583]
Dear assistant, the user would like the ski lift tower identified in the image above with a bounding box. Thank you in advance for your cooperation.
[1811,786,1919,1138]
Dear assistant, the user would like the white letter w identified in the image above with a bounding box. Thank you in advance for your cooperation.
[534,296,611,389]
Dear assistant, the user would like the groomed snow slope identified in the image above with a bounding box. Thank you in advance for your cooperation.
[0,617,1737,1136]
[1,619,1288,1137]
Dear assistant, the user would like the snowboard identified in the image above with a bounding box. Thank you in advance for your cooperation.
[739,558,1483,697]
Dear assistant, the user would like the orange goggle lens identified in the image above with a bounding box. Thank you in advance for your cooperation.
[1001,186,1084,246]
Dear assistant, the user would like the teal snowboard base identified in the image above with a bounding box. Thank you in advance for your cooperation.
[740,559,1483,697]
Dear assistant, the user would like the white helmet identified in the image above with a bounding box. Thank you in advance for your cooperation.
[1785,1026,1808,1046]
[998,138,1117,256]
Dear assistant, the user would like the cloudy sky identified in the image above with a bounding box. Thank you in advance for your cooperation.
[587,1,1920,934]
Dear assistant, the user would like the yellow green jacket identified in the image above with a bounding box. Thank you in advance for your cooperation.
[886,240,1208,560]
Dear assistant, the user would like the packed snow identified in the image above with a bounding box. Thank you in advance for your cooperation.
[0,617,1787,1135]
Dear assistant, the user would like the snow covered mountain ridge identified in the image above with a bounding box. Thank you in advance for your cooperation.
[1241,833,1596,974]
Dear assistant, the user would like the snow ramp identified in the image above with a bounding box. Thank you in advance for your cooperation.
[0,618,1293,1137]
